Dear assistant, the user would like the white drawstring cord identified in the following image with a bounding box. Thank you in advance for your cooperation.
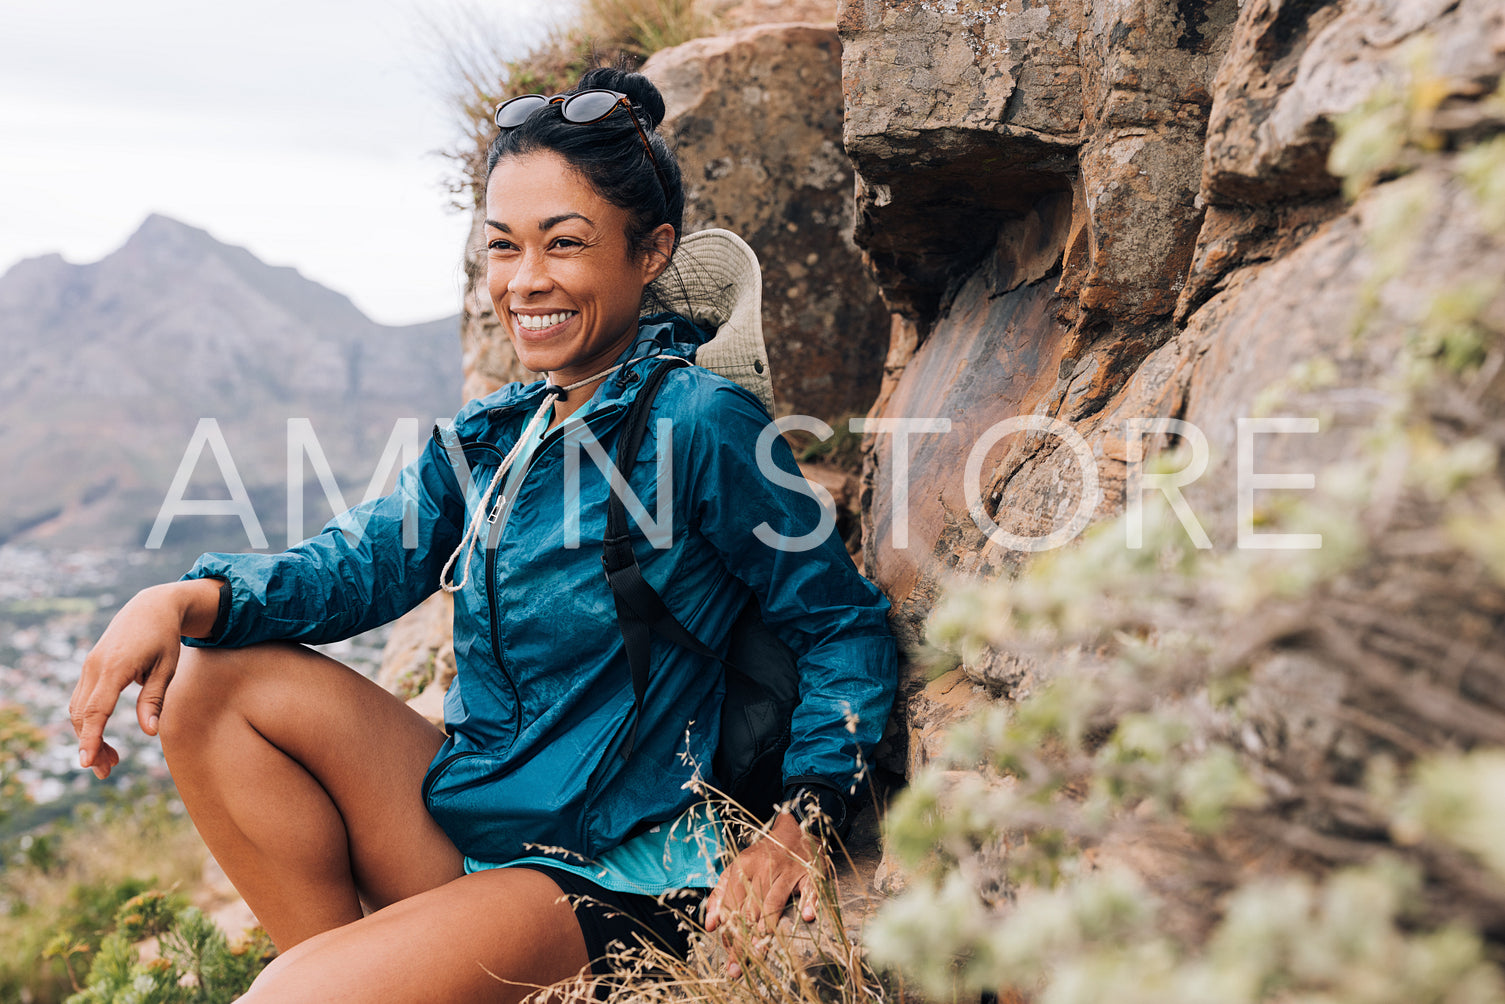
[439,360,640,594]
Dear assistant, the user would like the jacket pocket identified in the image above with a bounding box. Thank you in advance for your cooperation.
[422,698,637,864]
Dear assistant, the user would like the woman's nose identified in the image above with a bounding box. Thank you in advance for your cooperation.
[508,249,553,296]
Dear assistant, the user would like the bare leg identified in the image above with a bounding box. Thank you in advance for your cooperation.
[241,867,591,1003]
[159,642,464,948]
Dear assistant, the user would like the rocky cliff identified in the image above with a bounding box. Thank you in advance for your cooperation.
[841,0,1505,992]
[842,0,1502,697]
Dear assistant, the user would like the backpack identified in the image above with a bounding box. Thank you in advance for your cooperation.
[601,355,801,821]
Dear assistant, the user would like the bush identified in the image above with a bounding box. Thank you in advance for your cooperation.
[61,896,273,1004]
[0,788,211,1004]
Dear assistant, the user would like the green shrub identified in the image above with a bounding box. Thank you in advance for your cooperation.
[1,788,209,1003]
[62,898,273,1004]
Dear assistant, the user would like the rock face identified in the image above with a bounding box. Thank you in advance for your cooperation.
[839,0,1080,327]
[710,0,836,30]
[644,23,891,422]
[840,0,1505,761]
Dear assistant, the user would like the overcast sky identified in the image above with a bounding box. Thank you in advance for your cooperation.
[0,0,565,326]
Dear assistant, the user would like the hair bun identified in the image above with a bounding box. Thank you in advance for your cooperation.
[577,67,667,129]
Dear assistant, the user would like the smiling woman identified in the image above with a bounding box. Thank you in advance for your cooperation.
[69,65,898,1002]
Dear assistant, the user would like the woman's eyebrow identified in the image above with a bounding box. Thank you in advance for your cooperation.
[541,212,594,230]
[483,214,594,232]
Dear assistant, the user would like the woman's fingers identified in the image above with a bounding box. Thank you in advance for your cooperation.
[71,654,120,770]
[797,872,818,923]
[88,741,120,780]
[135,650,179,736]
[757,865,802,931]
[703,884,724,932]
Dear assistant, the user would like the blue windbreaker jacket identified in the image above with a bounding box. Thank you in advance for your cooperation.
[183,314,898,863]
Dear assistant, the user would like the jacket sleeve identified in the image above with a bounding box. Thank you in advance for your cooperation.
[674,377,898,809]
[180,429,468,649]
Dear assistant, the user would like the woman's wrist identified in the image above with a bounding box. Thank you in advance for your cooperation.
[781,782,851,846]
[162,577,226,640]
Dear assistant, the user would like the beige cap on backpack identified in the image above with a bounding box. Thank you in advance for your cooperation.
[650,228,777,416]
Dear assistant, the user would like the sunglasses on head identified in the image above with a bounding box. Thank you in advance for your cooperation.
[494,89,670,199]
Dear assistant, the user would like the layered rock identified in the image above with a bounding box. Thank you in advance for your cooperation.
[1182,0,1504,315]
[841,0,1505,770]
[840,0,1080,328]
[709,0,836,30]
[644,23,890,422]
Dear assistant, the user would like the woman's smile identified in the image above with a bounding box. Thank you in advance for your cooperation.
[512,310,579,333]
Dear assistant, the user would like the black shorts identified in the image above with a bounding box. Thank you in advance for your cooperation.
[520,865,709,980]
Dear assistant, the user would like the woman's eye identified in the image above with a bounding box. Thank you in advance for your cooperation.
[487,239,517,253]
[551,237,584,251]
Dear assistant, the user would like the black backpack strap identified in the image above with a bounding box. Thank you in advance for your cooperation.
[601,357,727,759]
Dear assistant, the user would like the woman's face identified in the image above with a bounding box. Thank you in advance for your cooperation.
[485,150,672,387]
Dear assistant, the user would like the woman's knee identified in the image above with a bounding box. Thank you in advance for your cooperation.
[158,644,264,758]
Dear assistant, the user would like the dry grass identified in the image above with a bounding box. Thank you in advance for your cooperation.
[581,0,719,59]
[501,804,890,1004]
[427,0,718,215]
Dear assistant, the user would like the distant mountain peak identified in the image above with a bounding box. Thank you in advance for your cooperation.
[106,213,381,328]
[0,210,462,549]
[117,212,224,263]
[136,211,208,237]
[0,251,70,287]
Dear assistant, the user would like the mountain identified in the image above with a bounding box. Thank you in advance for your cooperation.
[0,214,463,555]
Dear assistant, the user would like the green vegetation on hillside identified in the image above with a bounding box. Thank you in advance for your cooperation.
[55,892,273,1004]
[0,704,45,832]
[0,783,236,1004]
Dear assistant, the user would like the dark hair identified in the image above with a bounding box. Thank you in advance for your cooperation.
[485,67,685,259]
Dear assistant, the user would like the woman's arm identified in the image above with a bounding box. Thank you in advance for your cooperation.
[71,420,471,778]
[670,376,898,958]
[180,429,468,649]
[677,379,898,807]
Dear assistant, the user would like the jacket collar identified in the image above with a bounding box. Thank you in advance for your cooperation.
[479,312,708,420]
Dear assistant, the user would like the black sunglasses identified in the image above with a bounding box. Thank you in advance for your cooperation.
[494,89,670,199]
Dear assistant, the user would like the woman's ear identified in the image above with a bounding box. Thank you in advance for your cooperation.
[641,224,677,283]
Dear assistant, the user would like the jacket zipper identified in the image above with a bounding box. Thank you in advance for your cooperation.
[422,424,567,804]
[423,414,558,805]
[421,748,478,802]
[480,402,630,747]
[421,378,651,805]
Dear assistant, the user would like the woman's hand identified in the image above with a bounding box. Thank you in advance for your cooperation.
[69,578,222,779]
[703,811,827,977]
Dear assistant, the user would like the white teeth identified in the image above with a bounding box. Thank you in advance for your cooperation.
[514,311,574,330]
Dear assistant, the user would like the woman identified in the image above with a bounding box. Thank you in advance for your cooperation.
[69,67,897,1002]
